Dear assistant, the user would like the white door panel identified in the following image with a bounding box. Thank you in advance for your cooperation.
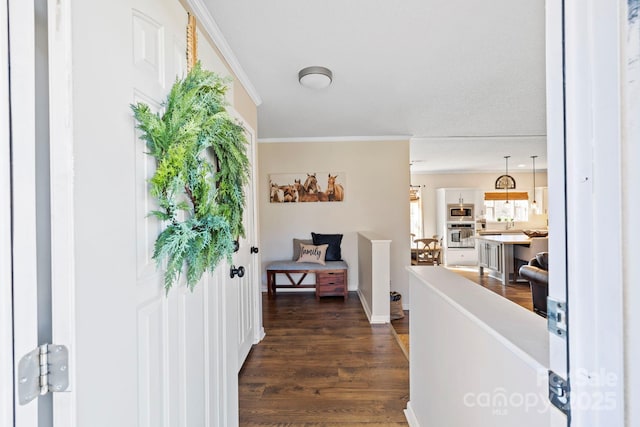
[201,262,239,425]
[136,297,169,427]
[133,90,163,281]
[180,283,211,426]
[132,10,166,90]
[236,259,254,368]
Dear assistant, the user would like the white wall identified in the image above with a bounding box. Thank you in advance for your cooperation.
[411,171,548,237]
[258,139,411,305]
[405,267,554,427]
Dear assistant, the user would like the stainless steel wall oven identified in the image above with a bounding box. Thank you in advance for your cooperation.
[447,222,476,248]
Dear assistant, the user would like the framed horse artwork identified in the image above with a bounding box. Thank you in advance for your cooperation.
[269,172,346,203]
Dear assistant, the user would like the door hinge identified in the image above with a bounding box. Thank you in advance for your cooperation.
[547,298,567,339]
[549,370,571,417]
[18,344,69,405]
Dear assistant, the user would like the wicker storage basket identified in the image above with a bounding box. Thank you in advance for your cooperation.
[390,291,404,320]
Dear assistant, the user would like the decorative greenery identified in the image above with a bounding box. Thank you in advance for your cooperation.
[131,63,249,292]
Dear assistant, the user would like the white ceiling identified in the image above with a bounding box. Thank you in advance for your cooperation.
[202,0,547,173]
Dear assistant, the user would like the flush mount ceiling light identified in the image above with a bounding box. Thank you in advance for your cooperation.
[298,66,333,89]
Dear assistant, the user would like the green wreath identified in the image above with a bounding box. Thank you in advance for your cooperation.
[131,63,249,292]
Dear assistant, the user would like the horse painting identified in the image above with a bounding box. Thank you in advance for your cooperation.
[269,172,344,203]
[326,174,344,201]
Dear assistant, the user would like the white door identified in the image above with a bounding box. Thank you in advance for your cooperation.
[45,0,244,425]
[230,113,263,370]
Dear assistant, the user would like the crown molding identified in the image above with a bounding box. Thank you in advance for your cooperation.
[410,168,549,175]
[258,135,411,144]
[410,134,546,143]
[183,0,262,106]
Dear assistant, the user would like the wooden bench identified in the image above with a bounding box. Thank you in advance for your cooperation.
[266,260,348,300]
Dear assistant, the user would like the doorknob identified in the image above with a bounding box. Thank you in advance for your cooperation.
[250,246,259,254]
[230,265,245,278]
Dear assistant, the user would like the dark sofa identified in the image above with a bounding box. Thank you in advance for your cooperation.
[518,252,549,317]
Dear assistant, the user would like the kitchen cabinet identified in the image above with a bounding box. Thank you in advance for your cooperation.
[476,234,536,285]
[478,240,502,272]
[444,189,477,205]
[437,188,482,267]
[437,188,482,223]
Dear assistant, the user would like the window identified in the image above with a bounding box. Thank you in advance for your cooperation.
[410,187,423,239]
[484,200,529,222]
[483,191,529,222]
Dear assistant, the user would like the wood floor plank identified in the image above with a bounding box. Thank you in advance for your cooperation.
[447,266,534,311]
[239,292,409,426]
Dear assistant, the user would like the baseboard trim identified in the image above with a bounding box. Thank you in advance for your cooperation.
[357,289,373,322]
[357,289,389,324]
[404,401,420,427]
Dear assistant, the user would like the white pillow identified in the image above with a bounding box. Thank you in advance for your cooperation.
[296,243,328,265]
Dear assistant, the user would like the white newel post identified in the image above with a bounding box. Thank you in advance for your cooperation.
[357,231,391,324]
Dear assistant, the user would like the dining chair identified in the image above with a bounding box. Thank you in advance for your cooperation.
[412,238,440,265]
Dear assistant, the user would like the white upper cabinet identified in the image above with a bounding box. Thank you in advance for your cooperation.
[443,188,477,205]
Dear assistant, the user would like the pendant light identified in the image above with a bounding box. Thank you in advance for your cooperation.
[531,155,538,213]
[504,155,510,204]
[495,157,516,192]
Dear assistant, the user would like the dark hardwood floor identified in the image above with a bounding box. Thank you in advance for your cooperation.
[447,266,534,312]
[239,292,409,426]
[390,314,409,335]
[239,268,532,425]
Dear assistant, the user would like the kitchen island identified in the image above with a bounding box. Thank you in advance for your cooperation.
[476,234,548,285]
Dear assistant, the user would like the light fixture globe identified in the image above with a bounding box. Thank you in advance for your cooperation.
[298,66,333,89]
